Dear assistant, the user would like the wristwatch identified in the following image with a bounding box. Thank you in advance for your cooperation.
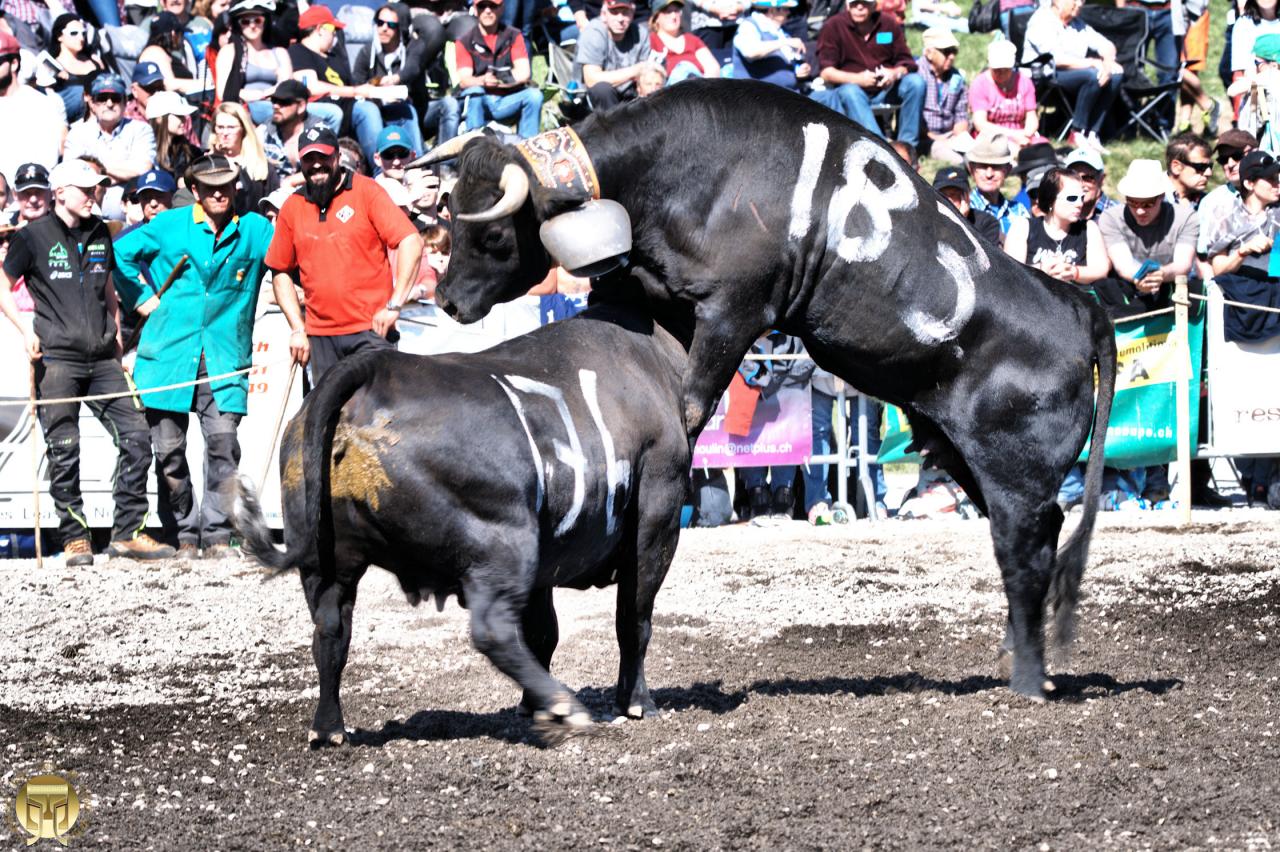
[385,301,404,312]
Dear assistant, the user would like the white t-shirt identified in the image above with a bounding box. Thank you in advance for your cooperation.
[0,86,66,186]
[1231,15,1280,72]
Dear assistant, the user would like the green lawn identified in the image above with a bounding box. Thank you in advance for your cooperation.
[910,0,1234,195]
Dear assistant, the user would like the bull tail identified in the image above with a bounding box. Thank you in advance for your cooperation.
[234,355,380,576]
[1050,306,1118,651]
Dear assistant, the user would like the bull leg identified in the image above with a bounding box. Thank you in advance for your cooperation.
[463,573,591,733]
[302,571,361,747]
[989,501,1064,700]
[518,587,559,714]
[615,478,684,719]
[681,309,769,444]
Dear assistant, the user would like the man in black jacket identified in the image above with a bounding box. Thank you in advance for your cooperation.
[932,166,1002,247]
[0,159,175,566]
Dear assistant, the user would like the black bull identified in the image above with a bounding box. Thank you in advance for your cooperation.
[234,306,690,743]
[429,78,1118,700]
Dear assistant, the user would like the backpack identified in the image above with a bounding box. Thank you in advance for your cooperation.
[968,0,1002,34]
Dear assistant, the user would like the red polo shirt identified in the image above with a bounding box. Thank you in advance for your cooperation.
[265,172,417,336]
[816,11,916,84]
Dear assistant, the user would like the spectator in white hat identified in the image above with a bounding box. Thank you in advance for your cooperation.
[965,131,1029,235]
[969,39,1042,157]
[1063,146,1116,221]
[1099,158,1198,308]
[147,90,204,188]
[916,27,969,165]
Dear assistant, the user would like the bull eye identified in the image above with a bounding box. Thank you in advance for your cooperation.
[481,226,508,250]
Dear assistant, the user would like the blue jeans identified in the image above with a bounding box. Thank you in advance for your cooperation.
[667,61,706,86]
[1138,6,1177,129]
[461,87,544,139]
[55,85,86,122]
[423,96,461,144]
[87,0,120,26]
[802,391,886,511]
[501,0,539,38]
[1055,68,1119,135]
[742,466,795,490]
[818,75,925,147]
[249,98,342,129]
[349,100,423,167]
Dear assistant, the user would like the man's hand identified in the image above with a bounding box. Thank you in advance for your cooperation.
[1137,269,1164,294]
[1241,233,1274,256]
[24,329,41,361]
[371,308,400,338]
[289,330,310,365]
[481,71,501,88]
[136,294,161,317]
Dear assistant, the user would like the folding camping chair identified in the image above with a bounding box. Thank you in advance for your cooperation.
[1007,9,1076,142]
[1079,4,1183,142]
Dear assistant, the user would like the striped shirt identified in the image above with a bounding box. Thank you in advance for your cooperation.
[917,56,967,136]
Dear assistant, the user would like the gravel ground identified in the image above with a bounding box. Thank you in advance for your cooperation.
[2,510,1278,849]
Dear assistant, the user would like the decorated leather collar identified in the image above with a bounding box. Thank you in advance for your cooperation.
[513,127,600,200]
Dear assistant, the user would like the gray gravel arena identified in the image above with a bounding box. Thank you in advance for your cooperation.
[2,512,1278,849]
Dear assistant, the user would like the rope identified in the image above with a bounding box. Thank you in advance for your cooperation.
[0,358,291,408]
[1188,290,1280,316]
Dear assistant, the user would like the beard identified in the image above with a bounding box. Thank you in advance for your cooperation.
[302,165,343,209]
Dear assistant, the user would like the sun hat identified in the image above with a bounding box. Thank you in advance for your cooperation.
[146,90,198,119]
[50,159,108,190]
[965,132,1014,167]
[922,27,959,52]
[1116,159,1172,199]
[987,40,1017,70]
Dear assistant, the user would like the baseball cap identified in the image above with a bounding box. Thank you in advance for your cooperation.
[1214,129,1258,155]
[298,125,338,158]
[132,168,178,197]
[0,30,20,58]
[602,0,634,9]
[132,61,164,87]
[1063,147,1105,173]
[931,166,969,194]
[145,90,198,119]
[297,5,345,29]
[921,27,959,52]
[1255,32,1280,63]
[272,79,310,102]
[377,127,415,156]
[186,154,241,187]
[259,185,296,212]
[50,159,108,190]
[1239,149,1280,182]
[151,10,184,34]
[90,73,128,97]
[14,163,50,192]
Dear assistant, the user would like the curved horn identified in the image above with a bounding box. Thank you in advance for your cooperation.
[404,130,486,169]
[457,163,530,222]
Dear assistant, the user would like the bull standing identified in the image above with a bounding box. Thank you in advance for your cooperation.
[234,305,690,743]
[417,79,1118,701]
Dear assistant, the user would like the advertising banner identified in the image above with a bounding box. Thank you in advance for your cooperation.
[693,385,813,468]
[1205,284,1280,456]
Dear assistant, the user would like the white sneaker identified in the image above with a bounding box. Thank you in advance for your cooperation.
[1085,132,1110,156]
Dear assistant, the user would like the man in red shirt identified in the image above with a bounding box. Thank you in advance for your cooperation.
[816,0,925,151]
[456,0,544,138]
[265,126,424,384]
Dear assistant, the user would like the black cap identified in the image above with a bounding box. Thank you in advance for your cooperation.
[932,165,969,194]
[1239,149,1280,183]
[272,79,310,103]
[186,153,241,187]
[14,162,50,191]
[1012,142,1060,176]
[298,125,338,157]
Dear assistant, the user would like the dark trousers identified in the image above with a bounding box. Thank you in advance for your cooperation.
[308,329,399,389]
[1055,68,1119,135]
[693,24,737,66]
[1138,5,1178,130]
[146,357,242,547]
[35,358,152,544]
[587,81,637,113]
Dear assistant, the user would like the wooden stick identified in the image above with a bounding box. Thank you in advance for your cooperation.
[122,254,189,354]
[28,361,43,569]
[259,360,300,493]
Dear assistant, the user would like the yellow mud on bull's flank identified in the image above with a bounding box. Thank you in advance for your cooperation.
[329,411,400,510]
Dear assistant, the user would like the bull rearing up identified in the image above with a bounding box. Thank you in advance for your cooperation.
[417,79,1117,700]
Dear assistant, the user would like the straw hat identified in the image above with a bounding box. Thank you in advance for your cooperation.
[1116,159,1172,199]
[965,132,1014,167]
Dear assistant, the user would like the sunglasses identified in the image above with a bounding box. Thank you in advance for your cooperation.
[381,147,412,160]
[1125,197,1161,209]
[1178,159,1213,174]
[1068,165,1101,180]
[92,93,124,104]
[475,2,501,9]
[270,96,300,106]
[937,47,958,57]
[236,13,264,24]
[63,28,85,36]
[1059,193,1083,204]
[1217,150,1247,165]
[375,17,398,27]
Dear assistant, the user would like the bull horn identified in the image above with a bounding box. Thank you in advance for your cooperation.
[457,163,530,222]
[404,130,486,169]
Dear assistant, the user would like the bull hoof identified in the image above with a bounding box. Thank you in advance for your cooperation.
[530,702,599,747]
[616,700,659,720]
[308,729,347,749]
[1043,678,1056,693]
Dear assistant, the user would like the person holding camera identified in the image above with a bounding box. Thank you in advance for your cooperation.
[456,0,544,139]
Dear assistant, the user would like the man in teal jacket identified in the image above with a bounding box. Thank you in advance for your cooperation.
[114,155,276,559]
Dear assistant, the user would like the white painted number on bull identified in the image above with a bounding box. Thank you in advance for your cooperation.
[788,123,829,241]
[579,369,632,536]
[494,378,546,514]
[503,375,586,537]
[826,140,918,264]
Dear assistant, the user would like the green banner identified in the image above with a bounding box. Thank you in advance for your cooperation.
[878,303,1205,469]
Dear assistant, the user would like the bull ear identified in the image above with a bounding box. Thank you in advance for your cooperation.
[530,181,592,222]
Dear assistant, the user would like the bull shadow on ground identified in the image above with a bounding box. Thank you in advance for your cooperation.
[1044,672,1183,701]
[347,709,539,748]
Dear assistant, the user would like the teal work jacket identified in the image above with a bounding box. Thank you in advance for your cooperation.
[114,206,274,415]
